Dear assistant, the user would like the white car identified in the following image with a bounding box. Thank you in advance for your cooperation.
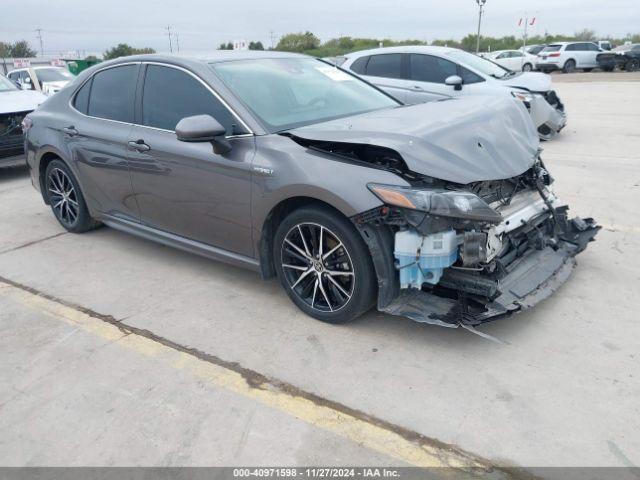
[0,74,47,166]
[7,66,74,96]
[341,46,567,140]
[536,42,603,73]
[483,49,538,72]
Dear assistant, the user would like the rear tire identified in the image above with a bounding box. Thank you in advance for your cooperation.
[625,59,640,72]
[44,159,100,233]
[273,205,376,324]
[562,59,576,74]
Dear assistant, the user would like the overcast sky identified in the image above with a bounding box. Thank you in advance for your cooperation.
[3,0,639,56]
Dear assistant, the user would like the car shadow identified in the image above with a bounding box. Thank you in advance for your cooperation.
[0,164,29,183]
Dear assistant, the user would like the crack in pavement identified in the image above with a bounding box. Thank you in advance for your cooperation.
[0,232,68,256]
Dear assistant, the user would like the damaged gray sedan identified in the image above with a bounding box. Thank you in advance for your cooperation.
[24,51,599,328]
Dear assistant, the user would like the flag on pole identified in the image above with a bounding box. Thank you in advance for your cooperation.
[530,17,536,26]
[518,18,523,26]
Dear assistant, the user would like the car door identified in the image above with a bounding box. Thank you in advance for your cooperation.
[509,51,525,70]
[356,54,409,102]
[585,43,601,67]
[575,43,591,67]
[66,64,139,221]
[127,63,255,256]
[404,53,460,104]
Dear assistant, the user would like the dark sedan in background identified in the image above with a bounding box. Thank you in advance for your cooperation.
[597,44,640,72]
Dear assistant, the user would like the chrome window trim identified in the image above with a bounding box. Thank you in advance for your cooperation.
[68,61,141,128]
[68,61,255,138]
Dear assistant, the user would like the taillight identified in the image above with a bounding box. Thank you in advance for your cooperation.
[549,52,561,57]
[21,115,33,133]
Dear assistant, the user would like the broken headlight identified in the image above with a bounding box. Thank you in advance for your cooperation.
[368,184,503,223]
[511,90,535,103]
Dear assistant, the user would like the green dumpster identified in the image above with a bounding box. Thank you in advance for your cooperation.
[63,59,102,75]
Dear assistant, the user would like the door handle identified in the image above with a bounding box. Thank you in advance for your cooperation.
[412,85,424,91]
[128,140,151,152]
[62,126,78,136]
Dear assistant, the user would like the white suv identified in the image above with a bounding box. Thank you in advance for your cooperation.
[536,42,603,73]
[341,46,567,140]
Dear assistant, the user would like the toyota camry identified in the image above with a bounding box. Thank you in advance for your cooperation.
[24,51,599,329]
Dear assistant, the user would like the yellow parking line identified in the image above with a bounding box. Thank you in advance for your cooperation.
[0,279,511,477]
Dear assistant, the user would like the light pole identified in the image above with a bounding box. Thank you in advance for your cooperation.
[475,0,487,54]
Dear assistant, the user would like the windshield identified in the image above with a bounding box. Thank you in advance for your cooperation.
[35,68,74,83]
[445,50,510,79]
[210,58,399,132]
[0,75,18,92]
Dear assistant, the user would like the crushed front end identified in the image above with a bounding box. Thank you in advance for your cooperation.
[353,159,599,328]
[1,110,29,164]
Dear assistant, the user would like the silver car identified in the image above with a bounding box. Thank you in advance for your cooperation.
[24,51,598,329]
[341,46,568,141]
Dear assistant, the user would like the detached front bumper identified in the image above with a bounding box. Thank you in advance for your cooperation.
[357,208,599,329]
[529,94,567,141]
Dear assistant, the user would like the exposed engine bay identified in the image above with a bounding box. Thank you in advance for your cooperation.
[351,158,600,328]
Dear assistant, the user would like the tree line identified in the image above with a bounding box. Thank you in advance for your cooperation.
[3,29,640,62]
[267,29,640,57]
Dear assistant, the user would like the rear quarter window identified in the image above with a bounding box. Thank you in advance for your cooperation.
[73,79,91,114]
[349,56,369,74]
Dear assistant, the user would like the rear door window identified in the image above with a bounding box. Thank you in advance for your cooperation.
[408,54,458,83]
[141,64,240,134]
[87,65,138,123]
[364,54,403,79]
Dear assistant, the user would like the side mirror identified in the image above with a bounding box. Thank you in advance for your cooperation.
[21,77,32,90]
[175,114,232,155]
[445,75,463,91]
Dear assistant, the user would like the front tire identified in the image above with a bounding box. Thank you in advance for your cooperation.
[45,159,100,233]
[563,59,576,73]
[522,63,533,72]
[273,205,376,324]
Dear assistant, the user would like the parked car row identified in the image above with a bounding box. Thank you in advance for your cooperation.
[340,46,567,141]
[20,51,599,330]
[482,49,538,72]
[7,66,74,96]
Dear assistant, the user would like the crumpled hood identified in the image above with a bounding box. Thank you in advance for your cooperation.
[503,71,552,93]
[0,90,47,114]
[289,94,540,184]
